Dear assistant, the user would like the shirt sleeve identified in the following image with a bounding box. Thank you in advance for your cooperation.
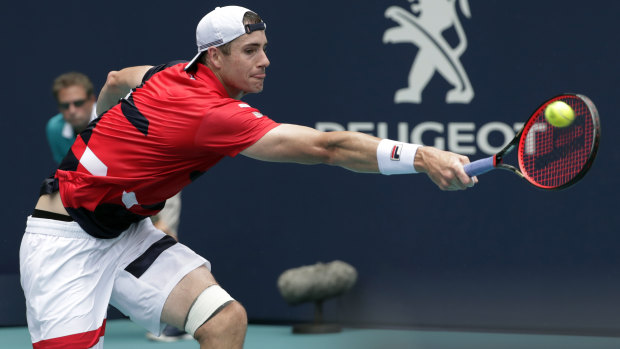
[194,100,279,157]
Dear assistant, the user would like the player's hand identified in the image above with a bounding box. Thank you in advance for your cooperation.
[414,147,477,191]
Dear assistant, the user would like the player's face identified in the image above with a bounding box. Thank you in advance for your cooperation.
[57,85,95,132]
[218,31,270,98]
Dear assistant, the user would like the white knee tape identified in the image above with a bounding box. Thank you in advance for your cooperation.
[184,284,235,336]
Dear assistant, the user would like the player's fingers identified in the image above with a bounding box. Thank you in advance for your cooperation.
[459,156,476,186]
[443,173,467,191]
[434,176,457,191]
[455,178,468,190]
[467,176,478,187]
[453,163,475,189]
[461,172,477,188]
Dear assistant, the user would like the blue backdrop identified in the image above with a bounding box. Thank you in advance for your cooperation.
[2,0,619,334]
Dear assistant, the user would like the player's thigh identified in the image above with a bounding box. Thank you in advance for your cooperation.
[110,219,208,334]
[160,265,218,329]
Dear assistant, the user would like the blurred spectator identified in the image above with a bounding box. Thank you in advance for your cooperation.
[47,72,97,164]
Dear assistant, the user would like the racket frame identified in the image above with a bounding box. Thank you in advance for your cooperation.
[464,93,600,190]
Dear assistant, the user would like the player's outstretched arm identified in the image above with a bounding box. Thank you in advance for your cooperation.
[96,65,153,115]
[241,124,475,190]
[242,124,380,172]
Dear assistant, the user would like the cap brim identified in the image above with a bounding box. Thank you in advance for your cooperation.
[184,51,203,71]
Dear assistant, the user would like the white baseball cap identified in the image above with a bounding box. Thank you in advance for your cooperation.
[184,6,266,71]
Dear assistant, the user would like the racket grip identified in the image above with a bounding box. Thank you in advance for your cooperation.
[464,157,494,177]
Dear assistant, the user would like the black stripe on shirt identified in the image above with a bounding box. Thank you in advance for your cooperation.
[121,96,149,136]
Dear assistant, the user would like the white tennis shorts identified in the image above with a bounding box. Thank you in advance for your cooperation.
[20,215,209,348]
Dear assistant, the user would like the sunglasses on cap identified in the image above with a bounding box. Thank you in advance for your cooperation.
[58,99,87,110]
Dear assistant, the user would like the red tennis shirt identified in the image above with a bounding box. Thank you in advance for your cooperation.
[45,61,279,238]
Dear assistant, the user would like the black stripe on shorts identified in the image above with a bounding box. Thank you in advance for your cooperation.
[125,235,177,278]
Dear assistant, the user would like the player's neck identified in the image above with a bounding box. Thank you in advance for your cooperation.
[212,70,245,100]
[227,87,246,100]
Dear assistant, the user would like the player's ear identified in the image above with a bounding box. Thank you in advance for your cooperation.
[206,47,222,69]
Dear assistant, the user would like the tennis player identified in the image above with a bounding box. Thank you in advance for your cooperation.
[21,5,476,348]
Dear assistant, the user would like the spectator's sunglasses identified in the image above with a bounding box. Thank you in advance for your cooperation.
[59,99,87,110]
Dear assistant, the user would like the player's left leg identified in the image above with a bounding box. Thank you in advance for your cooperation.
[109,218,246,347]
[160,266,248,348]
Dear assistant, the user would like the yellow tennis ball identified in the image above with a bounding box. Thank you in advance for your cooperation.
[544,101,575,128]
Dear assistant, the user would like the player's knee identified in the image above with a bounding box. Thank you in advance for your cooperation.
[193,301,247,343]
[211,301,247,329]
[184,285,247,341]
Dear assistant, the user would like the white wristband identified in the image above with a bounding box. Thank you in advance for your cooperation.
[376,139,421,175]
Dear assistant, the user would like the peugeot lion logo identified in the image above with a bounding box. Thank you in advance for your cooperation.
[383,0,474,104]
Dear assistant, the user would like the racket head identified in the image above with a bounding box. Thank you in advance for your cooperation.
[517,93,600,190]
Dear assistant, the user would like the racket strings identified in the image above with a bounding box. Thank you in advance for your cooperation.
[519,96,594,188]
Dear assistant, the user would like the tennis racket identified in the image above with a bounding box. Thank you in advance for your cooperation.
[464,93,600,190]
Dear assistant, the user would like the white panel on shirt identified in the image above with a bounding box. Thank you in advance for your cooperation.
[80,146,108,176]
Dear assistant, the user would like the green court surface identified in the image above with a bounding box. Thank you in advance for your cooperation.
[4,319,620,348]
